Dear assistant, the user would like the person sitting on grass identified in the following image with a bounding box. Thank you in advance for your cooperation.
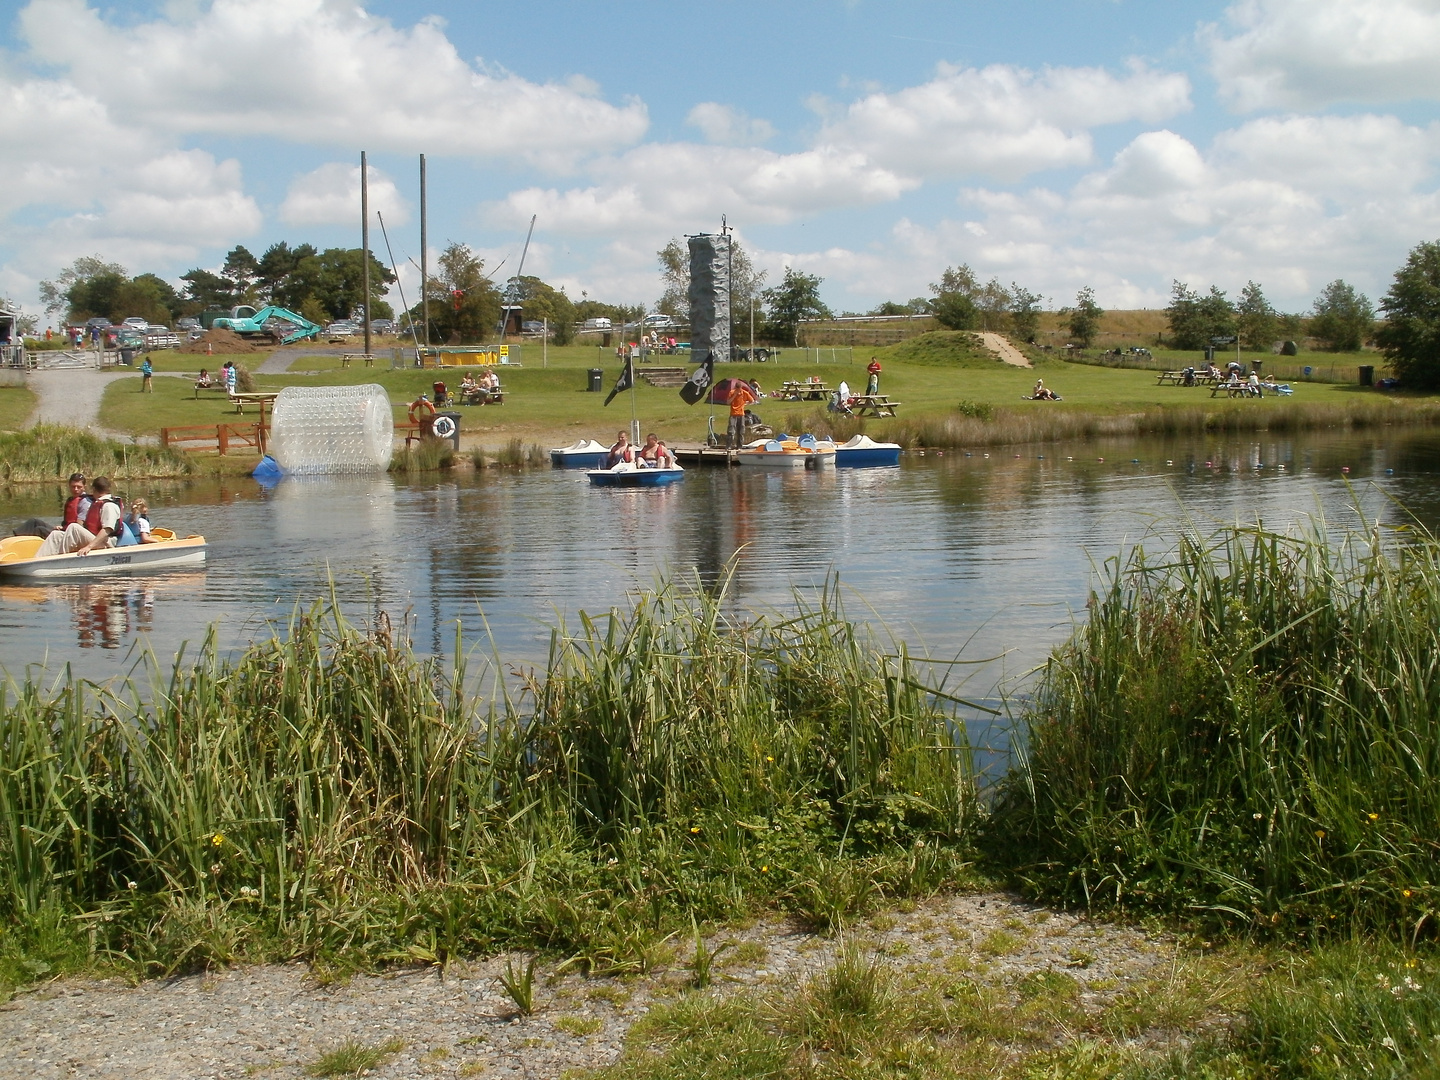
[1031,379,1060,400]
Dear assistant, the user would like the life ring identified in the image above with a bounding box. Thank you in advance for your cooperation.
[430,414,457,440]
[408,398,436,424]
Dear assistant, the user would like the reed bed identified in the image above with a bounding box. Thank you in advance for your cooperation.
[884,399,1440,450]
[0,579,976,983]
[388,438,455,472]
[989,522,1440,938]
[0,424,194,482]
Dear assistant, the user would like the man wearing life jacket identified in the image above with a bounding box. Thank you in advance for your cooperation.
[637,433,673,468]
[37,477,124,557]
[62,472,92,527]
[606,430,633,468]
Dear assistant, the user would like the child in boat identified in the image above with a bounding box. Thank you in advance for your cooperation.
[128,499,157,544]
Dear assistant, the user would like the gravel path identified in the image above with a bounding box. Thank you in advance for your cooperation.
[0,892,1182,1079]
[978,331,1032,368]
[26,367,137,431]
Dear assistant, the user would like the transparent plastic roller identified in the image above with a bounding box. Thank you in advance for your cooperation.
[268,385,394,474]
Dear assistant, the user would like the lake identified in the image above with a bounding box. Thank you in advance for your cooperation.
[0,428,1434,708]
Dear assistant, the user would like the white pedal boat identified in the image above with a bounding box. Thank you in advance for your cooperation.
[0,530,208,579]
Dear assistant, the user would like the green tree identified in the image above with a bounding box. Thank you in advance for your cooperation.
[39,256,126,318]
[976,278,1012,332]
[508,275,577,344]
[1067,286,1104,347]
[1309,279,1373,352]
[1236,280,1278,352]
[284,248,394,322]
[222,245,261,305]
[256,242,317,306]
[181,268,238,312]
[655,235,765,324]
[1167,282,1236,350]
[1375,241,1440,388]
[112,274,180,325]
[762,268,830,346]
[930,264,979,330]
[64,271,126,322]
[1009,284,1043,342]
[415,242,500,344]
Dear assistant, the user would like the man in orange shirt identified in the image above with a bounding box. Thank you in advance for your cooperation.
[727,380,757,448]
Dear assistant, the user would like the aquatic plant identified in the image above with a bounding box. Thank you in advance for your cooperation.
[0,424,194,482]
[989,520,1440,938]
[0,575,977,984]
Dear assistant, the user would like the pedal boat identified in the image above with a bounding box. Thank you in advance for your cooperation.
[0,530,208,579]
[587,461,685,487]
[735,434,837,469]
[550,439,610,469]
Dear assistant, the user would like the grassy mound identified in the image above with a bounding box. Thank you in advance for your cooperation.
[988,523,1440,940]
[883,331,1004,368]
[0,424,194,482]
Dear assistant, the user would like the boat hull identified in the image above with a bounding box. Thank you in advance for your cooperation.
[834,446,901,468]
[550,440,611,469]
[587,467,685,487]
[735,448,835,468]
[0,536,208,579]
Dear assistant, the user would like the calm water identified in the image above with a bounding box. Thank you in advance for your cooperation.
[2,429,1438,703]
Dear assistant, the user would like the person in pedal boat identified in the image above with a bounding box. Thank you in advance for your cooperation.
[607,430,634,467]
[37,477,125,557]
[637,433,674,468]
[128,498,157,544]
[62,472,92,527]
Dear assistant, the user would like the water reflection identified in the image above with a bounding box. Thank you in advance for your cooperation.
[0,428,1438,686]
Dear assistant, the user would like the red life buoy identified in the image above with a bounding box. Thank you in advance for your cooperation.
[408,397,437,424]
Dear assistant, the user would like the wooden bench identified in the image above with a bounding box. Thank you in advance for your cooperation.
[458,387,505,406]
[780,381,831,401]
[228,391,281,415]
[339,353,376,369]
[851,395,901,417]
[194,384,232,399]
[1211,382,1262,398]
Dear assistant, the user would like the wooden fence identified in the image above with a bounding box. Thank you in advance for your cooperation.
[160,422,267,456]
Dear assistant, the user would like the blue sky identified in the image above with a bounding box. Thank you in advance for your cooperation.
[3,0,1439,320]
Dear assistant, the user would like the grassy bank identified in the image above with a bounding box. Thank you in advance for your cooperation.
[0,386,36,432]
[990,522,1440,940]
[0,579,975,987]
[0,424,194,482]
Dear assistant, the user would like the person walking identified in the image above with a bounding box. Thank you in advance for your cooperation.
[140,356,153,393]
[867,357,882,396]
[727,380,757,449]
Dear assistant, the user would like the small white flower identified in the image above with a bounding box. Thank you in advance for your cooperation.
[1381,1036,1397,1051]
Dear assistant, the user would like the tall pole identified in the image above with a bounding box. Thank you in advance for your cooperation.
[361,150,371,357]
[420,153,429,354]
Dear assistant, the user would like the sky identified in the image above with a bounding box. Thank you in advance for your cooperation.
[2,0,1440,321]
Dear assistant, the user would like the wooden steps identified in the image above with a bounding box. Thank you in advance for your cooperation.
[639,366,689,387]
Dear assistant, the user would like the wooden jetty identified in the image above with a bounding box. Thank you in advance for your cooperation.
[672,444,739,467]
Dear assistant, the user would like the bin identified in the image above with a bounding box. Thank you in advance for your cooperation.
[588,367,603,392]
[119,347,136,366]
[1359,365,1374,387]
[431,411,462,450]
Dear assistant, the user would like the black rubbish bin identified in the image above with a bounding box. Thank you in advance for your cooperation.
[431,411,462,450]
[1203,346,1215,363]
[1359,365,1375,387]
[119,347,136,366]
[588,367,604,392]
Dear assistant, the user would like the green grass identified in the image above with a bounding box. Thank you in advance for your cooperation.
[0,572,977,990]
[306,1038,404,1077]
[988,521,1440,939]
[0,424,193,481]
[0,386,36,431]
[93,333,1439,452]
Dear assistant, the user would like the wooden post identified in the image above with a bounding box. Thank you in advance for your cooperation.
[160,428,170,450]
[361,150,371,358]
[217,425,228,455]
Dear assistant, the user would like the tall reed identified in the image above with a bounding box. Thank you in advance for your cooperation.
[0,424,194,482]
[0,577,977,978]
[988,522,1440,937]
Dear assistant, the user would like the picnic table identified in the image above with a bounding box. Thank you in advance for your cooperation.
[851,394,902,417]
[1210,381,1265,398]
[228,391,281,415]
[459,386,506,406]
[1156,370,1221,385]
[339,353,376,369]
[779,380,831,401]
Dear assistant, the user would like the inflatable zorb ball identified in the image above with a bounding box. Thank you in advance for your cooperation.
[269,385,394,474]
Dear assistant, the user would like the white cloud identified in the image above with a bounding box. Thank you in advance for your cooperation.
[780,113,1440,313]
[1205,0,1440,111]
[815,61,1191,182]
[18,0,649,170]
[487,143,914,236]
[686,103,777,145]
[281,162,411,227]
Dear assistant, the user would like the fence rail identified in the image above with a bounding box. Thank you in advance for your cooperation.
[160,422,267,456]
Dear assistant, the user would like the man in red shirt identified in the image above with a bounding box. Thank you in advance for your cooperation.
[727,381,757,448]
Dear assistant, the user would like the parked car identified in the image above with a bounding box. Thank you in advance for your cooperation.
[580,317,612,331]
[324,322,357,336]
[368,319,395,334]
[177,317,202,332]
[143,326,180,349]
[521,320,546,335]
[122,316,149,330]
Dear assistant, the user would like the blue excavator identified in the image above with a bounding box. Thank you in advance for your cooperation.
[208,306,322,345]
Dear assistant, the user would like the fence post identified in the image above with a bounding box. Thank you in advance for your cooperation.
[256,422,266,456]
[217,425,228,455]
[160,428,169,450]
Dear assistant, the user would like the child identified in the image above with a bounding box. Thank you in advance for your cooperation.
[128,499,156,544]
